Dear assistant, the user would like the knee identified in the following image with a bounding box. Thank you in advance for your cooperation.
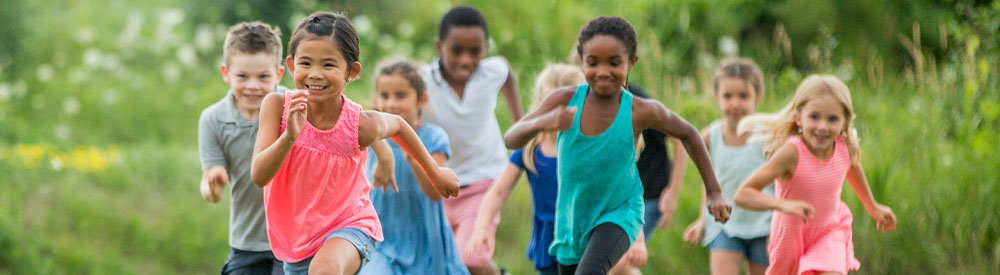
[308,259,346,275]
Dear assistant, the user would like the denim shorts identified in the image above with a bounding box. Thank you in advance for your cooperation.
[282,227,375,275]
[642,199,661,241]
[708,231,769,266]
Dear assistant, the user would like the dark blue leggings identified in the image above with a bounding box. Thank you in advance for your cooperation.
[558,223,630,275]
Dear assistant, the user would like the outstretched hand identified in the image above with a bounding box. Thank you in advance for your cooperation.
[868,203,897,233]
[284,90,309,141]
[201,167,228,203]
[432,166,460,198]
[779,199,816,223]
[372,158,397,193]
[706,192,732,223]
[682,218,705,245]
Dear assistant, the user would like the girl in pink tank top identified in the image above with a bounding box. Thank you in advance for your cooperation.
[250,12,459,274]
[733,75,897,275]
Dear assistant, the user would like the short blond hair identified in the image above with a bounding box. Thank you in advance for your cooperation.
[223,21,283,66]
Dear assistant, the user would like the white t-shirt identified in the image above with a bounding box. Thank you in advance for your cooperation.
[422,56,510,186]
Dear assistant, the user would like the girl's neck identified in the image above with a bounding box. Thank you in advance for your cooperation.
[721,118,750,147]
[307,92,344,122]
[798,134,835,160]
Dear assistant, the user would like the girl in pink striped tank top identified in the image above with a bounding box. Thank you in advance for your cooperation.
[734,75,897,275]
[250,12,459,275]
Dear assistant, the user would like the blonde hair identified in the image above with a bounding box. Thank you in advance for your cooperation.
[523,64,585,174]
[738,74,860,163]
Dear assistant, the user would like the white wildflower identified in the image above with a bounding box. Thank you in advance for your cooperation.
[718,36,739,57]
[54,124,71,140]
[76,26,97,44]
[63,96,80,116]
[177,44,198,68]
[36,64,54,82]
[353,15,372,36]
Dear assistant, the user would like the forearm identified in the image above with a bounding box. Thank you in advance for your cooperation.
[847,165,880,211]
[503,117,543,149]
[733,185,782,211]
[503,88,523,121]
[385,116,439,185]
[679,128,721,195]
[371,139,394,167]
[474,184,512,232]
[404,154,442,201]
[251,133,295,187]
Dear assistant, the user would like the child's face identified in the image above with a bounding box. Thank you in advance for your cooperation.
[795,94,847,153]
[436,26,488,83]
[222,53,284,111]
[375,75,426,127]
[580,35,635,97]
[715,78,759,121]
[286,39,361,101]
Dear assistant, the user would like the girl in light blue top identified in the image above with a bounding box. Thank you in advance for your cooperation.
[683,58,772,275]
[361,60,468,275]
[505,17,731,274]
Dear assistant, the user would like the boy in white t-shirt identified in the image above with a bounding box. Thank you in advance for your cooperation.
[421,5,522,275]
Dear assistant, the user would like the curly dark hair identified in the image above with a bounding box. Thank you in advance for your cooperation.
[576,16,637,60]
[437,5,489,41]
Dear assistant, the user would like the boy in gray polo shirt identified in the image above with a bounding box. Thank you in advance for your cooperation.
[198,21,287,275]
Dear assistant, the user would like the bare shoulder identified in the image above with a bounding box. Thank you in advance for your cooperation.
[357,110,385,132]
[262,92,285,111]
[546,86,577,105]
[631,96,673,126]
[770,141,800,175]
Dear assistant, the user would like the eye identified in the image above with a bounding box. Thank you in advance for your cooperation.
[299,61,310,67]
[723,93,731,99]
[739,93,748,99]
[809,114,820,120]
[379,92,389,99]
[237,74,248,79]
[828,116,840,123]
[470,48,481,56]
[259,75,270,80]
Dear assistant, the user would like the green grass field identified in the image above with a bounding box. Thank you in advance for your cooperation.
[1,0,998,274]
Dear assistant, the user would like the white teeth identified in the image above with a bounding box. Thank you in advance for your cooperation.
[306,85,326,90]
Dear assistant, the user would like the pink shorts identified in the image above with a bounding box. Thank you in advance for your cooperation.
[443,179,500,267]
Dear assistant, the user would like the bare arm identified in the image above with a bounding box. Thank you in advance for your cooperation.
[639,99,730,222]
[503,87,575,149]
[465,163,523,256]
[251,92,307,187]
[370,139,397,193]
[734,142,815,222]
[403,153,449,201]
[845,147,897,232]
[359,111,459,197]
[500,63,523,121]
[656,137,688,229]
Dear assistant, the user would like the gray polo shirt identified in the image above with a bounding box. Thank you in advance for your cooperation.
[198,86,286,251]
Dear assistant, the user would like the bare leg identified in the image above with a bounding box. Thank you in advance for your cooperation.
[709,251,744,275]
[308,238,361,275]
[747,263,767,275]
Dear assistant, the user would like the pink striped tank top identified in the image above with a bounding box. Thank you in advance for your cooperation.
[766,135,861,275]
[263,93,383,263]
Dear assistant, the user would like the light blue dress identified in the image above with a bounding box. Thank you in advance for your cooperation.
[701,121,772,245]
[360,123,469,275]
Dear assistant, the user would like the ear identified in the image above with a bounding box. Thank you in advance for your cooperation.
[274,66,286,84]
[794,114,801,128]
[627,55,639,72]
[285,56,295,75]
[220,64,230,84]
[435,40,443,57]
[417,91,429,108]
[347,61,362,82]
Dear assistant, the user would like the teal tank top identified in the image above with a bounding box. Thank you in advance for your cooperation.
[550,84,644,265]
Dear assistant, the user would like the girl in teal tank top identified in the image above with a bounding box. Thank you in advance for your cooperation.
[504,17,732,274]
[552,84,645,265]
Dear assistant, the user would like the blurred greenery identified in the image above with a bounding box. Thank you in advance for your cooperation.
[1,0,998,274]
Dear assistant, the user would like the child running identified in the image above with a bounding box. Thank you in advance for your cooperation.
[733,75,897,275]
[466,64,585,275]
[681,58,772,275]
[251,12,460,275]
[422,5,523,275]
[198,21,287,274]
[504,16,732,274]
[358,59,468,275]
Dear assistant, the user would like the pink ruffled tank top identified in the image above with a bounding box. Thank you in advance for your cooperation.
[263,93,383,263]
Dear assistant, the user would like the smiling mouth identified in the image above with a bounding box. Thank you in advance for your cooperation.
[305,85,329,92]
[243,94,264,101]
